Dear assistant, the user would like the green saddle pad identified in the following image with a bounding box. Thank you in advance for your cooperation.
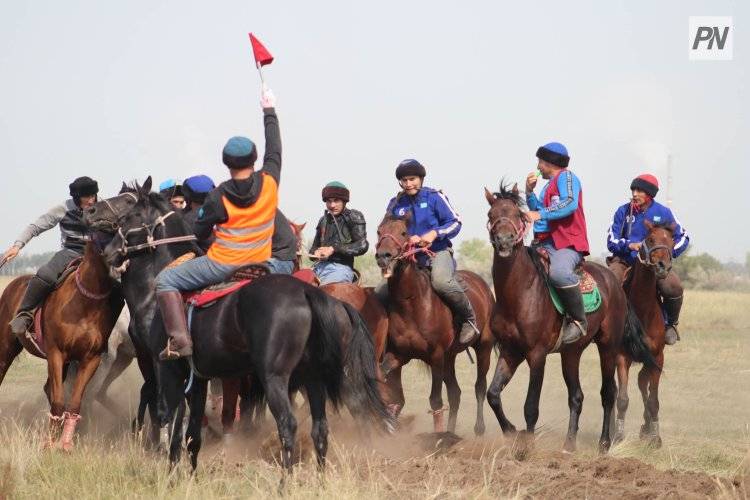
[549,285,602,315]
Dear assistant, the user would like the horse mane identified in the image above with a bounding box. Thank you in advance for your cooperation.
[648,220,676,235]
[491,180,526,208]
[379,192,413,227]
[527,246,552,289]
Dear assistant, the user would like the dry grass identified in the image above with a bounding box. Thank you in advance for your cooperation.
[0,289,747,498]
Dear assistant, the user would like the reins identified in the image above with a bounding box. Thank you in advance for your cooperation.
[116,211,197,256]
[376,233,436,263]
[637,239,673,272]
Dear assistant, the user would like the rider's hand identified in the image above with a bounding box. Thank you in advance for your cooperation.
[420,230,438,246]
[2,245,20,263]
[526,211,541,222]
[525,172,538,192]
[261,87,276,108]
[318,246,335,259]
[628,242,642,251]
[408,235,422,246]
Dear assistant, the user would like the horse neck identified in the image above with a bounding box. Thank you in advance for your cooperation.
[388,260,432,306]
[78,241,111,295]
[491,245,540,303]
[628,260,659,311]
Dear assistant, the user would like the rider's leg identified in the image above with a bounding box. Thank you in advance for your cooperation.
[154,256,238,360]
[430,249,479,345]
[10,248,79,338]
[313,261,354,286]
[657,271,684,345]
[606,256,629,282]
[265,257,295,275]
[547,245,586,344]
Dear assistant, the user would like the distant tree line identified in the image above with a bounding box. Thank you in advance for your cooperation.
[0,251,56,276]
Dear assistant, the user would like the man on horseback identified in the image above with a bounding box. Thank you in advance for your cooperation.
[309,181,368,285]
[153,87,280,360]
[384,159,479,345]
[3,176,100,338]
[606,174,689,345]
[181,174,215,252]
[159,178,186,210]
[525,142,589,344]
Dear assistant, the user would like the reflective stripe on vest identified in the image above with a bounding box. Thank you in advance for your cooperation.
[207,174,278,265]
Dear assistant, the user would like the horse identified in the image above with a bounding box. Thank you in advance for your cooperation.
[483,183,658,453]
[90,183,393,471]
[0,240,118,450]
[612,221,674,447]
[374,212,496,435]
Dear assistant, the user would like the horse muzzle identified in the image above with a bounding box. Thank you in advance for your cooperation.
[491,233,515,258]
[376,253,397,278]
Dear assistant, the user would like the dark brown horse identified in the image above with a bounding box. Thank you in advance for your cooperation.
[0,241,116,450]
[613,221,673,447]
[484,184,658,453]
[374,214,496,435]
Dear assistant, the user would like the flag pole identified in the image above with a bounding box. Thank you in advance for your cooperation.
[256,62,266,89]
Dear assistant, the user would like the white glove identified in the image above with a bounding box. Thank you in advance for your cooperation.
[261,87,276,108]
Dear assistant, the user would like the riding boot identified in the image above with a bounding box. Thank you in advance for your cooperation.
[9,276,53,340]
[441,290,480,345]
[555,284,588,344]
[157,291,192,360]
[662,295,683,345]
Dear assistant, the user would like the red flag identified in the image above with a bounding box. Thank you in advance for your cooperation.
[249,33,274,67]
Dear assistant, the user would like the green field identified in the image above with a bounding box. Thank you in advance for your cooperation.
[0,288,748,498]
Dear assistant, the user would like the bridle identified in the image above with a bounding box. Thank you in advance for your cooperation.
[487,209,528,251]
[94,192,139,231]
[637,238,673,273]
[115,210,196,256]
[376,232,436,263]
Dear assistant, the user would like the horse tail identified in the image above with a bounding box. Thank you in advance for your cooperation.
[341,302,395,433]
[304,288,345,407]
[623,300,661,371]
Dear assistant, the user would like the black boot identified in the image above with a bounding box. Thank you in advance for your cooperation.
[555,285,588,344]
[442,290,480,345]
[157,291,192,360]
[662,295,683,345]
[9,276,53,340]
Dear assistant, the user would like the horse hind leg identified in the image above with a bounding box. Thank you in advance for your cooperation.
[186,378,208,472]
[443,355,461,434]
[221,378,241,441]
[305,379,329,468]
[265,374,297,471]
[0,333,23,388]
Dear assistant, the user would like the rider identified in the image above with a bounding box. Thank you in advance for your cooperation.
[309,181,368,285]
[159,178,185,210]
[606,173,689,345]
[525,142,590,344]
[153,87,280,360]
[3,177,100,338]
[181,174,215,252]
[384,159,479,345]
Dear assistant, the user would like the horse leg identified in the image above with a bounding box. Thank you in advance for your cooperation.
[46,350,66,448]
[596,344,617,454]
[306,379,329,468]
[613,354,631,443]
[0,336,23,388]
[443,354,461,434]
[384,365,405,418]
[428,356,446,433]
[522,351,547,450]
[486,348,522,435]
[473,340,492,436]
[186,378,208,472]
[560,349,584,453]
[643,352,664,448]
[221,378,240,443]
[264,374,297,470]
[60,354,102,451]
[637,364,652,439]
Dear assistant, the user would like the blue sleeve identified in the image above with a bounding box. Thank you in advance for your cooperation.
[526,192,542,211]
[540,171,580,221]
[432,191,462,240]
[606,205,630,255]
[667,209,690,258]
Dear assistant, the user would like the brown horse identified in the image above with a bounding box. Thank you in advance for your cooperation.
[612,221,673,447]
[484,184,658,453]
[0,241,116,449]
[374,214,496,435]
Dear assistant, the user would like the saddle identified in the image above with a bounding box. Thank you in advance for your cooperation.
[532,246,602,314]
[182,263,271,309]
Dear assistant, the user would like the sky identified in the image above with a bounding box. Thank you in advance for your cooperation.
[0,0,747,261]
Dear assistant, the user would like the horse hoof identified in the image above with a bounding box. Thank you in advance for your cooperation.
[562,439,576,454]
[649,435,662,449]
[512,431,535,461]
[474,424,485,437]
[612,432,625,445]
[598,440,611,454]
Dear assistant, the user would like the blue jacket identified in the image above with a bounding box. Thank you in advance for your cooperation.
[526,170,582,234]
[387,187,461,255]
[607,200,689,265]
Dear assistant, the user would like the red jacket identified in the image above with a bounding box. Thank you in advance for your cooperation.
[541,170,590,255]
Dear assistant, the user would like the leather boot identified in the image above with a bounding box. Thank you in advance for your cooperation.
[662,295,683,345]
[441,290,480,346]
[9,276,53,340]
[157,291,192,360]
[555,284,588,344]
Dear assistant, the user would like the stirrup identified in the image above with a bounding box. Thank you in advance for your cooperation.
[159,339,191,361]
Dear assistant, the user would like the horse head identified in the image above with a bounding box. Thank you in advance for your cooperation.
[375,212,412,278]
[639,220,676,279]
[485,182,528,258]
[84,177,152,232]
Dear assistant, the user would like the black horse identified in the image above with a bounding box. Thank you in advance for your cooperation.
[86,180,393,471]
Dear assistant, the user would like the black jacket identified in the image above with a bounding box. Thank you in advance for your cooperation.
[272,209,297,262]
[309,208,368,268]
[194,108,281,242]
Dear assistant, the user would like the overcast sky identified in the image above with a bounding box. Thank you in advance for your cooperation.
[1,0,747,261]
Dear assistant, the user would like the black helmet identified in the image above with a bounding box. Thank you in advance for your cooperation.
[69,176,99,198]
[395,159,426,179]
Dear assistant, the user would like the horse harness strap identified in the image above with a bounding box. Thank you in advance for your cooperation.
[637,240,672,271]
[376,233,436,263]
[117,211,197,255]
[74,265,110,300]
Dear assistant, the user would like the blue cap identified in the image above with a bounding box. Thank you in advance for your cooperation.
[159,178,179,192]
[184,175,215,194]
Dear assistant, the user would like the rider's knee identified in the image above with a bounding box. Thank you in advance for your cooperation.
[549,267,577,288]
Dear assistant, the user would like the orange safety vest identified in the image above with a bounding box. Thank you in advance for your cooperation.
[207,173,278,265]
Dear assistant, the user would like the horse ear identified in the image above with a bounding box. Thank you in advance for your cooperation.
[484,187,495,205]
[644,219,654,230]
[142,176,153,194]
[299,222,307,231]
[668,222,677,233]
[120,181,127,193]
[512,183,519,195]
